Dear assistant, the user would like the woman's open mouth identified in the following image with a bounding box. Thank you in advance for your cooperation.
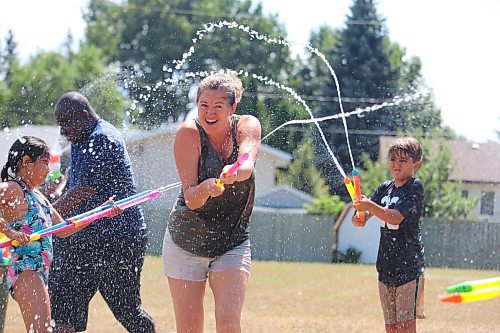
[205,119,218,125]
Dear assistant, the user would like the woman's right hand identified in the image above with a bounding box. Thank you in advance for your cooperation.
[4,228,30,246]
[204,178,225,198]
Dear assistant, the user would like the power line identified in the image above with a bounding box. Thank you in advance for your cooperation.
[244,91,408,104]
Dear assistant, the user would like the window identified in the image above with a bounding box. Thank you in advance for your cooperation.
[480,191,495,216]
[461,190,469,199]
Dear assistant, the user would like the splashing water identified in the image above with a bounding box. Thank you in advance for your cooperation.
[123,21,426,181]
[156,182,182,193]
[259,90,427,142]
[149,67,424,180]
[169,20,356,171]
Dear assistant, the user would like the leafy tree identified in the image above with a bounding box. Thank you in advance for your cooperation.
[276,136,330,197]
[359,134,477,219]
[84,0,301,137]
[3,29,18,88]
[304,195,345,217]
[6,51,75,126]
[307,0,444,197]
[0,44,124,127]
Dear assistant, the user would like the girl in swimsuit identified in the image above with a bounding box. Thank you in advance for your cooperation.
[0,136,120,333]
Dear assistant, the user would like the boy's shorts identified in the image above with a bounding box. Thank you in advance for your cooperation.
[378,276,425,324]
[162,229,251,281]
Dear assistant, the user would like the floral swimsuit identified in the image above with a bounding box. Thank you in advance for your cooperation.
[6,180,53,299]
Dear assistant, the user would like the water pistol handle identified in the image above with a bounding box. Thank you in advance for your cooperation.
[352,170,366,225]
[216,153,250,188]
[345,176,366,226]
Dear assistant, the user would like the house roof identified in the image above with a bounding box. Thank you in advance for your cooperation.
[379,136,500,184]
[254,184,314,208]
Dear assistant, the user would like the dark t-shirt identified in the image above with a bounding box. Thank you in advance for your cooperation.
[371,178,425,287]
[57,119,145,248]
[168,115,255,257]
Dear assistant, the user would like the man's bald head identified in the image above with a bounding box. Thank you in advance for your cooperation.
[55,92,99,144]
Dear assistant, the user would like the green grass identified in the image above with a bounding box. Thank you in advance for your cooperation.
[4,257,500,332]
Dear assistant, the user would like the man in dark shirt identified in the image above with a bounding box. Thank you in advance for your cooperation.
[352,137,425,333]
[49,92,155,333]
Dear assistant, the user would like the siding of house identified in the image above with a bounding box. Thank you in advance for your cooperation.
[126,130,291,209]
[462,182,500,221]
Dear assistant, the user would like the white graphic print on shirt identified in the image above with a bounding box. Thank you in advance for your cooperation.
[380,195,400,230]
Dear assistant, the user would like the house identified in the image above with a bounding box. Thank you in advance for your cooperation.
[254,184,314,209]
[333,204,380,264]
[380,136,500,221]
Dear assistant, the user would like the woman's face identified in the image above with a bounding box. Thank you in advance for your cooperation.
[197,89,236,135]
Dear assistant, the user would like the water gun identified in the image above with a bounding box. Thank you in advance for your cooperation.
[216,152,249,188]
[344,171,365,226]
[45,153,62,182]
[0,189,162,248]
[0,246,10,265]
[446,276,500,293]
[440,277,500,303]
[352,169,365,225]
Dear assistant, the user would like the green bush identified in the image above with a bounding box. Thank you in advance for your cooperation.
[332,246,362,264]
[303,195,345,216]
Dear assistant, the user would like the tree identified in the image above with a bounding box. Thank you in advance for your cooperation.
[84,0,301,135]
[3,29,18,88]
[316,0,400,185]
[359,134,477,219]
[0,44,124,128]
[307,0,445,197]
[276,136,330,198]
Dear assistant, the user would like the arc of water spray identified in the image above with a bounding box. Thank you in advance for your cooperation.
[156,182,182,193]
[155,20,427,179]
[154,66,424,181]
[170,20,356,171]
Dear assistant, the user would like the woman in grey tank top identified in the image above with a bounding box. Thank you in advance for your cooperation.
[163,70,261,333]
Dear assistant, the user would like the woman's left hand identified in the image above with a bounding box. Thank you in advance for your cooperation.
[219,165,237,185]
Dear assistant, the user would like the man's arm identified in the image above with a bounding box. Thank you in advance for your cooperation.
[52,185,97,217]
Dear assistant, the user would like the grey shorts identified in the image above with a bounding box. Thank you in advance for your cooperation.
[162,229,251,281]
[378,276,425,324]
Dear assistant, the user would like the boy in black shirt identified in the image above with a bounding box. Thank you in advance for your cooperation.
[352,137,425,333]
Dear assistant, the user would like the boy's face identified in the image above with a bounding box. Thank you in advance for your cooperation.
[389,152,422,185]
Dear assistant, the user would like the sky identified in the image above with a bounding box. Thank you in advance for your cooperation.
[1,0,499,143]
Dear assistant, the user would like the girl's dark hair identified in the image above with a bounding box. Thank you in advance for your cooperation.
[1,136,50,182]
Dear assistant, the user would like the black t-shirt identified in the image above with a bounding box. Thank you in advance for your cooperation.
[371,178,425,286]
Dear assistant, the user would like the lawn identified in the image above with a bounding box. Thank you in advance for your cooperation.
[4,257,500,332]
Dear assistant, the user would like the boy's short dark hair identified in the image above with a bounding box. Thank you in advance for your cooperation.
[388,137,422,162]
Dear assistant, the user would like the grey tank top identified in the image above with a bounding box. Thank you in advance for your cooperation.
[168,115,256,257]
